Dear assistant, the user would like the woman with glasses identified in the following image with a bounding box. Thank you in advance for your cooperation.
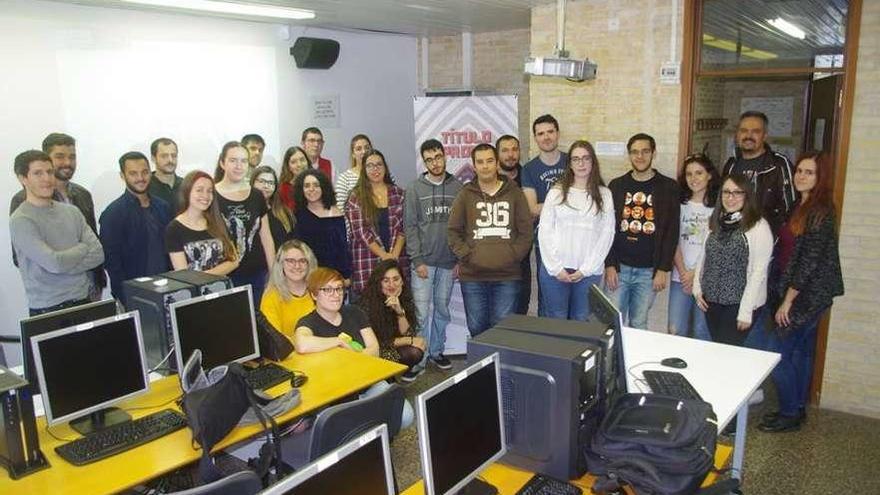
[261,239,317,338]
[759,152,843,433]
[335,134,372,210]
[292,169,352,285]
[250,166,295,248]
[358,259,426,382]
[346,149,408,296]
[278,146,311,210]
[214,141,276,304]
[537,140,614,321]
[693,174,773,346]
[668,154,720,340]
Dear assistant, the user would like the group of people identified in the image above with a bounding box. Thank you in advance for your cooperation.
[11,109,843,434]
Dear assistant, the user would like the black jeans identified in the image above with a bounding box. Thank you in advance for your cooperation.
[29,297,92,317]
[706,302,751,347]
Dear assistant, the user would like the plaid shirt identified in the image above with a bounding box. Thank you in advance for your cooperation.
[346,184,409,294]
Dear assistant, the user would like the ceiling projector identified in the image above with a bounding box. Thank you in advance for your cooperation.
[525,56,598,81]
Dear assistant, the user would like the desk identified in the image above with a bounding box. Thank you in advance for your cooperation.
[0,349,406,494]
[621,327,780,479]
[401,445,732,494]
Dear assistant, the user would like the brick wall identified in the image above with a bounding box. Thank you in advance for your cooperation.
[822,0,880,419]
[419,29,531,155]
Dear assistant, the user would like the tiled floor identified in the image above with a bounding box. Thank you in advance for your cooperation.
[391,357,880,494]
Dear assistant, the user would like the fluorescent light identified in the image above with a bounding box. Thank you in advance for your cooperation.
[702,34,777,60]
[767,17,806,40]
[121,0,315,20]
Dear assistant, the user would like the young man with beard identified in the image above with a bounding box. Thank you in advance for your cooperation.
[448,144,533,337]
[10,150,104,316]
[604,133,680,329]
[496,134,531,315]
[9,133,105,298]
[241,133,266,178]
[148,137,183,212]
[99,152,173,301]
[521,115,567,316]
[404,139,463,373]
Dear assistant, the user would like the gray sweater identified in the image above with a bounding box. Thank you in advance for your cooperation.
[404,172,463,269]
[10,200,105,309]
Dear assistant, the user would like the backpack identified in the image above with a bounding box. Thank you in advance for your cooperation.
[587,393,719,495]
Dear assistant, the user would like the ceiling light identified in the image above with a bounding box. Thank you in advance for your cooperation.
[767,17,806,40]
[121,0,315,20]
[702,34,777,60]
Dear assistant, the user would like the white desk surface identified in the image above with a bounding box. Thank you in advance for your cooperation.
[621,327,781,429]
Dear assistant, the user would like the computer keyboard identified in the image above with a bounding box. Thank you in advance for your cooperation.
[515,473,583,495]
[244,362,293,390]
[642,370,703,401]
[55,408,187,465]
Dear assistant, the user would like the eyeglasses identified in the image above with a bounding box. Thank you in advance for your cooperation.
[365,162,384,170]
[255,178,276,186]
[628,149,653,157]
[283,258,309,266]
[318,286,345,296]
[570,156,593,165]
[423,155,444,166]
[721,189,746,198]
[684,152,709,162]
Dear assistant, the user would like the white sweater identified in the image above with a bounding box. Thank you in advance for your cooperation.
[692,218,774,325]
[538,186,615,277]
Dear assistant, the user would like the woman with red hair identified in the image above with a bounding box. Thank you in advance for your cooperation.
[759,152,844,433]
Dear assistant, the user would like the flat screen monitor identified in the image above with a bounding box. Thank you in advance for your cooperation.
[170,285,259,374]
[259,424,395,495]
[589,284,626,394]
[19,299,118,392]
[30,312,149,435]
[416,353,506,495]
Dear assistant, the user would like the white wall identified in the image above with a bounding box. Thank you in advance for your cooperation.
[0,0,419,365]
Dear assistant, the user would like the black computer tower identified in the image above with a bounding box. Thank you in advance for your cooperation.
[0,367,48,479]
[468,328,602,480]
[163,270,233,296]
[493,314,621,411]
[122,276,196,370]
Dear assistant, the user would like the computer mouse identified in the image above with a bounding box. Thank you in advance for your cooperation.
[290,373,308,388]
[660,357,688,369]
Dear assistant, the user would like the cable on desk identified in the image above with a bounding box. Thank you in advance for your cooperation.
[45,423,77,443]
[149,346,175,374]
[124,393,183,412]
[626,360,662,393]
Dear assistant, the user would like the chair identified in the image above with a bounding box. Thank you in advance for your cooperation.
[280,382,405,469]
[170,470,262,495]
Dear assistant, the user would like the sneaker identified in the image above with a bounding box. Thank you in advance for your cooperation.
[400,368,424,383]
[430,354,453,370]
[748,388,765,406]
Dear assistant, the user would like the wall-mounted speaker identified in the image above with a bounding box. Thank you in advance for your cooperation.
[290,37,340,69]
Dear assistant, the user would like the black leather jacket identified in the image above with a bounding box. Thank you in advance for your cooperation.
[722,144,796,236]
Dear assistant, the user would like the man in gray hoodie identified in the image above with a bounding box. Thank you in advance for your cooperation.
[404,139,463,376]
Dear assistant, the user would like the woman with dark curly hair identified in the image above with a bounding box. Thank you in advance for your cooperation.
[358,259,426,382]
[291,169,352,284]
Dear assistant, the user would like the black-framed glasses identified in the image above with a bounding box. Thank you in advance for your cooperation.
[721,189,746,198]
[318,286,345,296]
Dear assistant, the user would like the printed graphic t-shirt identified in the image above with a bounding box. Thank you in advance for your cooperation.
[216,189,269,276]
[522,152,568,204]
[615,173,659,269]
[673,200,714,282]
[164,220,225,272]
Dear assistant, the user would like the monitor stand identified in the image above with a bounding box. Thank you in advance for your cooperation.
[456,478,498,495]
[70,407,132,436]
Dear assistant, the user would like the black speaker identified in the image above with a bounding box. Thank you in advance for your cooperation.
[290,37,340,69]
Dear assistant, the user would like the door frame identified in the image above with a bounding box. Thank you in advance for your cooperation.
[678,0,863,405]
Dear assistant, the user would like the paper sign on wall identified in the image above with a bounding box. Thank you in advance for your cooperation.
[311,94,340,128]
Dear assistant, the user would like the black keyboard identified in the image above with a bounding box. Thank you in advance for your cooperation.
[55,409,187,466]
[244,362,293,390]
[516,474,582,495]
[643,370,703,401]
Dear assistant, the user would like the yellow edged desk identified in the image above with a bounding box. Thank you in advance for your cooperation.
[402,444,732,495]
[0,349,406,494]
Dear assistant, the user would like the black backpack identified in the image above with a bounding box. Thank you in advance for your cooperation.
[587,393,727,495]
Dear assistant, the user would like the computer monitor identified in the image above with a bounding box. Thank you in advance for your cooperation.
[589,284,626,394]
[259,424,395,495]
[30,312,149,435]
[170,285,260,374]
[416,353,506,495]
[19,299,118,393]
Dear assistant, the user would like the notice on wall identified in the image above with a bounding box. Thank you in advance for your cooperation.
[740,97,793,137]
[596,141,626,156]
[311,94,340,128]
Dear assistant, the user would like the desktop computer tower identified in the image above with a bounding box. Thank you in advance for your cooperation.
[0,367,48,479]
[493,315,620,413]
[468,328,602,480]
[162,270,233,296]
[123,276,196,371]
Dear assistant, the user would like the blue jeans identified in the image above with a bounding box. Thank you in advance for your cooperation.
[410,265,455,360]
[230,270,267,308]
[604,264,656,330]
[460,280,520,337]
[538,264,601,321]
[770,311,822,416]
[667,281,711,340]
[744,304,774,351]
